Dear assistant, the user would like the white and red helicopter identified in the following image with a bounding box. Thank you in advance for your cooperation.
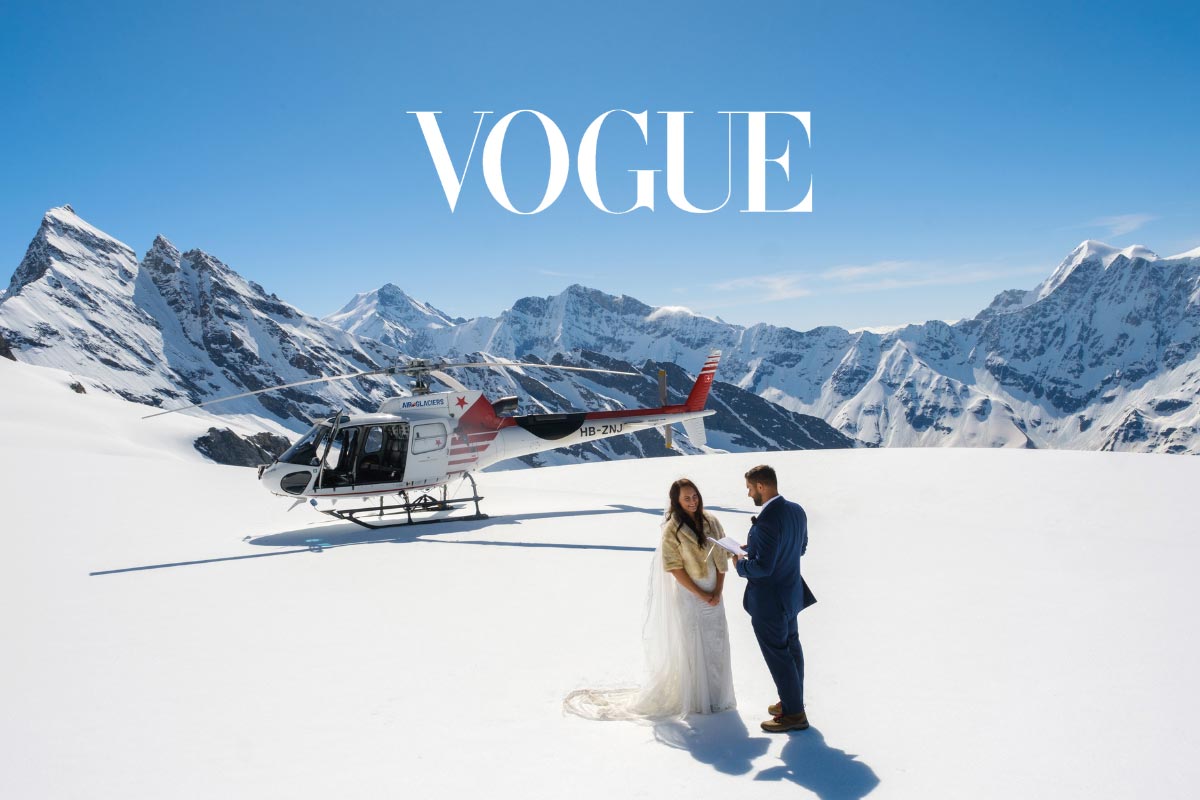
[148,351,722,528]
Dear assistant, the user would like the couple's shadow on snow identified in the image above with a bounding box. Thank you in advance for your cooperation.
[655,714,879,799]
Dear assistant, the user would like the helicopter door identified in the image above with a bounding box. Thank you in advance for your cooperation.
[316,426,359,488]
[404,421,449,483]
[355,423,409,484]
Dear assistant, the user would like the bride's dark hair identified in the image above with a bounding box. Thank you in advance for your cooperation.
[668,478,706,547]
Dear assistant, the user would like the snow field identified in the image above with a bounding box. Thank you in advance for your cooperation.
[1,358,1198,798]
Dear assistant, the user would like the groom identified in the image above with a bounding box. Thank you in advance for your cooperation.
[732,464,813,733]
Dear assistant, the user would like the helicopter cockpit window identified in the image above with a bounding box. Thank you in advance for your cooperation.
[279,424,330,465]
[411,422,447,455]
[363,426,384,455]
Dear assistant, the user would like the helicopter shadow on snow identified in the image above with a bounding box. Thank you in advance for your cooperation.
[248,503,666,550]
[88,503,756,576]
[247,503,754,551]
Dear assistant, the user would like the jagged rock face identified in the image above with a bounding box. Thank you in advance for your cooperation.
[0,330,14,361]
[960,252,1200,452]
[194,427,293,467]
[972,255,1200,408]
[0,208,404,427]
[136,236,400,422]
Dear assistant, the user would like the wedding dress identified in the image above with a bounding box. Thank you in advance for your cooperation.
[564,518,736,720]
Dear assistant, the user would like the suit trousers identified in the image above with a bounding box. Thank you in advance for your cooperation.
[751,610,805,715]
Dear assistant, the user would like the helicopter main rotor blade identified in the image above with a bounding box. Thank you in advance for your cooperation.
[435,361,638,377]
[143,358,637,420]
[141,367,393,419]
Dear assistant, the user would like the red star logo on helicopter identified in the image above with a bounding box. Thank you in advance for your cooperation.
[456,396,468,409]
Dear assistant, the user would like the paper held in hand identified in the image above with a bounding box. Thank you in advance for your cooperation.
[707,536,747,558]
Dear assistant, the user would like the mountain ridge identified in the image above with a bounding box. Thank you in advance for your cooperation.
[4,206,1197,456]
[326,241,1200,454]
[0,206,851,463]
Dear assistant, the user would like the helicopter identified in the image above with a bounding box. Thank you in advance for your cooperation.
[146,351,722,528]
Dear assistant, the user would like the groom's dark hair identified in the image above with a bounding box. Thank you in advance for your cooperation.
[744,464,777,488]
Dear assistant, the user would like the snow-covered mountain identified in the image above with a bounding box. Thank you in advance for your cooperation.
[323,283,463,351]
[6,205,1196,456]
[0,207,852,461]
[0,206,403,430]
[327,247,1200,455]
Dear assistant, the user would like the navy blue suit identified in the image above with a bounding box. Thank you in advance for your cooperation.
[735,495,811,715]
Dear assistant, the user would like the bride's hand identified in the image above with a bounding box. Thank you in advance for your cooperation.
[706,592,720,607]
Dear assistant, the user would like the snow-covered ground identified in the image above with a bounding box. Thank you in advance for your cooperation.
[2,357,1198,799]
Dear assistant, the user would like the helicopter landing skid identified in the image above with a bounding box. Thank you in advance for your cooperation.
[316,475,487,530]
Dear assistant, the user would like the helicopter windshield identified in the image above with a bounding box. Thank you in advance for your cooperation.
[279,423,331,465]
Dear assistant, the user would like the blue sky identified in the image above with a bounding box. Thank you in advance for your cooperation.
[1,1,1197,331]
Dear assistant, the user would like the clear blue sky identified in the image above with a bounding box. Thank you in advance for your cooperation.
[2,1,1197,331]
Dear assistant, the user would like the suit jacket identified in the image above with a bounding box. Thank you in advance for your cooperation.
[735,495,814,618]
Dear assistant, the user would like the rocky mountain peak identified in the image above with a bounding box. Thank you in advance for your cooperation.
[6,205,138,296]
[376,282,408,303]
[1034,240,1160,302]
[322,283,460,350]
[561,283,653,317]
[181,248,226,275]
[150,233,178,253]
[376,283,457,320]
[142,235,182,274]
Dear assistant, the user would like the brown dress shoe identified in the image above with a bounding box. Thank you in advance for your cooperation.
[761,711,809,733]
[768,701,782,716]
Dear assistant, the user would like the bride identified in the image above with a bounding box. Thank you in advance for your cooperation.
[564,478,737,720]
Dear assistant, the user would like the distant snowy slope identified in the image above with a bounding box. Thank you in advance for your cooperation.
[2,353,1198,799]
[1167,245,1200,260]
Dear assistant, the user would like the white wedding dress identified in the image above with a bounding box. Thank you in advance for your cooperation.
[564,523,736,720]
